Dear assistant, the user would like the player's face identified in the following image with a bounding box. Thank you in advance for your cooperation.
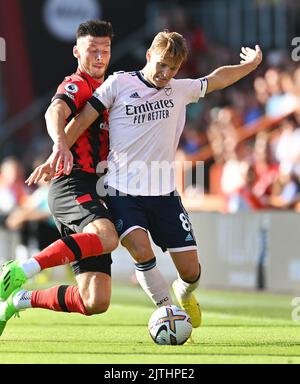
[75,36,111,81]
[145,50,182,88]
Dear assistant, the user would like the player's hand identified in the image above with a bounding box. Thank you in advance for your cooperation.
[25,160,53,186]
[240,45,263,68]
[6,210,25,231]
[51,142,73,175]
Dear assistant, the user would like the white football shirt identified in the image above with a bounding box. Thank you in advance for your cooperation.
[90,71,207,195]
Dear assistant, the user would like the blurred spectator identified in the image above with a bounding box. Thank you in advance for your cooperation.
[253,76,269,113]
[221,142,252,196]
[243,93,264,124]
[227,164,267,213]
[265,68,297,117]
[0,156,28,216]
[270,170,300,209]
[180,124,206,155]
[264,68,283,117]
[273,116,300,175]
[5,159,60,255]
[252,132,279,204]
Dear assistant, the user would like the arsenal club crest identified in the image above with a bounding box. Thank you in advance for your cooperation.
[164,86,172,96]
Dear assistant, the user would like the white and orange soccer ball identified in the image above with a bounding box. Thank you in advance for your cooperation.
[148,305,192,345]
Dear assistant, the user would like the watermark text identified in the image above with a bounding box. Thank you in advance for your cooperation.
[95,157,205,199]
[291,37,300,62]
[0,37,6,62]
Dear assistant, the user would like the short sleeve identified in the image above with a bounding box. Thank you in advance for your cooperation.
[176,77,208,105]
[52,78,90,116]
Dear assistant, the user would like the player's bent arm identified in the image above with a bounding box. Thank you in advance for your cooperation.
[45,99,72,145]
[45,99,75,174]
[206,45,262,94]
[64,102,101,148]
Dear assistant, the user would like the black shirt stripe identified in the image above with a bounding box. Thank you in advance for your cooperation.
[88,96,106,114]
[52,94,77,118]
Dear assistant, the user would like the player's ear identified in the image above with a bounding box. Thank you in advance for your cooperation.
[73,45,79,59]
[146,49,151,62]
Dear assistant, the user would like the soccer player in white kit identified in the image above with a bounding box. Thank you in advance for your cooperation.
[27,31,262,329]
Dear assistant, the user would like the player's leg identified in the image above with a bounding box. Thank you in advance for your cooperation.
[122,228,173,307]
[0,219,114,336]
[17,218,115,315]
[0,181,118,334]
[70,219,113,315]
[75,272,111,315]
[28,265,112,317]
[147,193,202,327]
[106,190,172,307]
[0,283,91,337]
[169,249,202,328]
[0,174,118,300]
[0,231,110,300]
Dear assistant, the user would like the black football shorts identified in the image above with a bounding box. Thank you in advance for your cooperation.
[48,170,113,276]
[105,188,197,253]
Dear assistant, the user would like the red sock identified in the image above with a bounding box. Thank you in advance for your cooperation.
[31,285,90,316]
[33,233,103,270]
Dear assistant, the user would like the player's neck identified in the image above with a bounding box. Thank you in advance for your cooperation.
[140,68,156,88]
[77,66,104,83]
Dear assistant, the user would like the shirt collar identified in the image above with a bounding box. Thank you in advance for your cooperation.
[76,68,102,90]
[137,71,161,90]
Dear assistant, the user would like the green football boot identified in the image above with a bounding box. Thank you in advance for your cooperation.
[0,289,20,336]
[0,260,27,300]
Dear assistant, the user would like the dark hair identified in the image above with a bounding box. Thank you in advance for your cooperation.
[76,20,114,41]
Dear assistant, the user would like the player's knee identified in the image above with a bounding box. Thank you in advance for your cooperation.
[180,264,201,283]
[105,232,119,253]
[92,231,119,253]
[84,297,110,315]
[129,245,154,264]
[84,222,119,253]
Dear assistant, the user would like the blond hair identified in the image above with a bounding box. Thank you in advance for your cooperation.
[149,31,188,64]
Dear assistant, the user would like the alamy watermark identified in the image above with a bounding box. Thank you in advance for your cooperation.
[95,157,205,199]
[0,37,6,62]
[291,297,300,321]
[291,37,300,62]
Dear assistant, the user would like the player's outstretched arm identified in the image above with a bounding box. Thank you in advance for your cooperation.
[64,103,100,148]
[206,45,262,94]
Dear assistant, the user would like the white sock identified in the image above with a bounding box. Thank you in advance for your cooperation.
[135,258,173,307]
[12,290,33,310]
[174,273,200,300]
[19,258,41,279]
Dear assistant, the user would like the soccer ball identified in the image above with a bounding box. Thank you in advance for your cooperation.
[148,305,192,345]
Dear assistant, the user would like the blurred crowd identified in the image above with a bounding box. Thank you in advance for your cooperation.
[0,156,59,262]
[187,65,300,213]
[153,6,300,213]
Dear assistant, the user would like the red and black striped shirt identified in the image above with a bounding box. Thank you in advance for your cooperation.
[52,68,109,175]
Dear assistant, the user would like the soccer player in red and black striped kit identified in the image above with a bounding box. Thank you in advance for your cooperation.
[0,20,119,334]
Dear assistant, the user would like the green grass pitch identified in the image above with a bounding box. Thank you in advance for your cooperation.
[0,284,299,364]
